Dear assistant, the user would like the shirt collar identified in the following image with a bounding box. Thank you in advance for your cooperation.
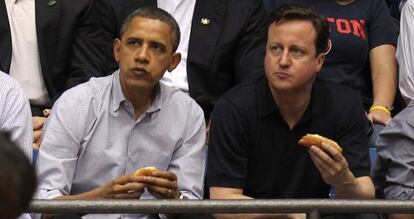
[260,77,328,118]
[111,70,163,114]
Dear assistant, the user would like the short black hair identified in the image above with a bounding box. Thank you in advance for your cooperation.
[0,132,37,219]
[120,7,181,52]
[267,4,330,56]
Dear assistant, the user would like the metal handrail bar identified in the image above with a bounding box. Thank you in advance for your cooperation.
[27,199,414,214]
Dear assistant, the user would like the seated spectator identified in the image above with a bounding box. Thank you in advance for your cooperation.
[373,103,414,219]
[264,0,399,148]
[1,0,111,149]
[0,132,37,219]
[35,7,206,219]
[208,5,374,218]
[0,72,32,160]
[398,0,414,105]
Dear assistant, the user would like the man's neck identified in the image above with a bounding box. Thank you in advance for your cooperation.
[122,86,156,119]
[271,86,312,130]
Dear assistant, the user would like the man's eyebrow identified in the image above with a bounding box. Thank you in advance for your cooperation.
[149,41,167,50]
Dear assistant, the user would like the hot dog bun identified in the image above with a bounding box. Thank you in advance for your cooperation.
[298,134,342,153]
[133,166,158,176]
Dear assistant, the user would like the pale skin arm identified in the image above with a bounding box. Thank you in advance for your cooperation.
[388,214,414,219]
[309,143,375,199]
[367,44,397,125]
[209,187,305,219]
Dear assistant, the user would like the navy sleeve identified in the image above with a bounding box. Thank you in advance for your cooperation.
[368,0,398,49]
[207,98,249,189]
[337,95,371,178]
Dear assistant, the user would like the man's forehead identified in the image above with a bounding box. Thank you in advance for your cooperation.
[268,20,316,40]
[122,17,172,39]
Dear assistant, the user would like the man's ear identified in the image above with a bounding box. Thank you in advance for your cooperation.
[315,53,325,73]
[113,38,121,62]
[167,52,181,72]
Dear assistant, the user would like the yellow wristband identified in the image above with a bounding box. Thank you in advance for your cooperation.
[369,105,391,116]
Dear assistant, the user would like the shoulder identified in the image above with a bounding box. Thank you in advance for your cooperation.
[213,78,262,120]
[221,78,259,108]
[403,0,414,12]
[160,83,204,117]
[0,72,22,90]
[314,79,362,114]
[57,75,113,108]
[0,72,25,101]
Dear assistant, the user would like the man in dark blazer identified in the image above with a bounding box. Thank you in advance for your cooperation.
[0,0,111,148]
[100,0,267,120]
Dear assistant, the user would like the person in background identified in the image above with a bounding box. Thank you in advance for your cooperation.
[0,132,37,219]
[35,7,206,219]
[397,0,414,105]
[0,0,110,149]
[373,101,414,219]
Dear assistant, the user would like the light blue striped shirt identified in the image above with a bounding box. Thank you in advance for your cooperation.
[36,71,206,219]
[0,72,32,161]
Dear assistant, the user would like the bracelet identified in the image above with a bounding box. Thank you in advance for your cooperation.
[369,105,391,116]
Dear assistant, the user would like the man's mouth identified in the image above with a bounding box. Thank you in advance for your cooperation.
[131,67,148,76]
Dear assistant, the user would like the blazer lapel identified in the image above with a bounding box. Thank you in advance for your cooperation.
[187,0,225,74]
[0,1,12,73]
[35,0,60,77]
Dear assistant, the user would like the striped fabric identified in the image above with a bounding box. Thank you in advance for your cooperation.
[0,72,32,161]
[36,71,206,219]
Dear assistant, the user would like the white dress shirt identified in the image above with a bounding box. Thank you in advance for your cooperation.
[158,0,196,93]
[5,0,49,105]
[398,0,414,104]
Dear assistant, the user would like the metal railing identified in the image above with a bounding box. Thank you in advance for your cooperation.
[27,199,414,219]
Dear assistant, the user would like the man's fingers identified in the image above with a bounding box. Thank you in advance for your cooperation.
[33,130,42,141]
[319,142,344,163]
[309,145,336,167]
[367,110,392,126]
[147,185,177,199]
[140,176,178,189]
[113,191,142,199]
[151,170,177,181]
[32,116,46,130]
[112,182,146,194]
[309,147,331,174]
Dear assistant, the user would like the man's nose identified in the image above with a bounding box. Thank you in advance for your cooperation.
[278,51,291,67]
[135,46,150,63]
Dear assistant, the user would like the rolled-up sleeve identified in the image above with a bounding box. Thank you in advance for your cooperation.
[373,103,414,198]
[168,101,207,200]
[35,88,91,199]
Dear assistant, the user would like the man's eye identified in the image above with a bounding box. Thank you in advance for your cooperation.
[291,48,304,56]
[271,46,282,54]
[151,43,166,52]
[128,40,139,46]
[153,45,162,51]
